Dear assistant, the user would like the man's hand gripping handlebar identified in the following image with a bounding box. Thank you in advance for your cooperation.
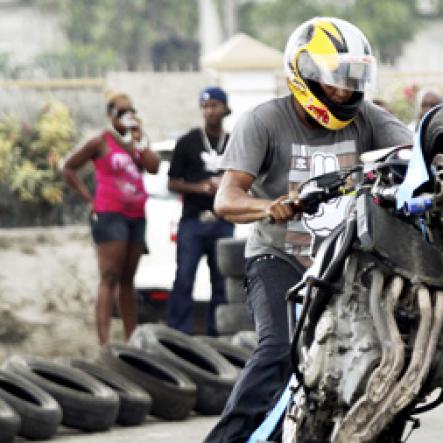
[263,166,362,224]
[264,196,300,224]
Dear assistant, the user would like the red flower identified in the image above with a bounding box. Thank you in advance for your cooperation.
[403,83,419,101]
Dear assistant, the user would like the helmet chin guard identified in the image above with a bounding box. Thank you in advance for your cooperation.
[284,17,376,130]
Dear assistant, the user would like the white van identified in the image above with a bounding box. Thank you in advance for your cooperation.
[134,140,213,301]
[132,140,249,332]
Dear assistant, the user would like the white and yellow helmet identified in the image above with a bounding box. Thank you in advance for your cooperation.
[284,17,376,130]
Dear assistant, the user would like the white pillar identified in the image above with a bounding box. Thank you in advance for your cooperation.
[199,0,224,57]
[223,0,238,38]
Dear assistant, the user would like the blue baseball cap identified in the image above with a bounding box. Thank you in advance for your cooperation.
[199,86,231,114]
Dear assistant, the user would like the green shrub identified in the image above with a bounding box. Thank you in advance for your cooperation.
[0,100,75,206]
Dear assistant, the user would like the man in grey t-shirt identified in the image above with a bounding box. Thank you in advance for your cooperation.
[204,17,412,443]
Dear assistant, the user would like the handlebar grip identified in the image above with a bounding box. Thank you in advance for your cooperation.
[264,199,300,224]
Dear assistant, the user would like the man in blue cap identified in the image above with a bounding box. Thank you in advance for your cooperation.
[167,86,234,336]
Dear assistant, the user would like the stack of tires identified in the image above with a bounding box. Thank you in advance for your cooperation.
[215,238,255,336]
[0,353,155,442]
[129,323,239,415]
[0,243,261,441]
[0,321,257,441]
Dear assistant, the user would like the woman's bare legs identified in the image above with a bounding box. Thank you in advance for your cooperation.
[118,243,144,340]
[96,241,127,345]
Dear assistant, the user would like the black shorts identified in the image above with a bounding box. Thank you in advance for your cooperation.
[90,212,146,245]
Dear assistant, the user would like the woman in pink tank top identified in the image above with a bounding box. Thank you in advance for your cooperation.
[62,93,160,345]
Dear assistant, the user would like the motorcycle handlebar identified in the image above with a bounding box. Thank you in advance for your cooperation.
[264,167,360,223]
[265,189,338,224]
[264,199,300,224]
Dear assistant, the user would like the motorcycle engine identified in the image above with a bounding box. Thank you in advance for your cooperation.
[301,253,382,407]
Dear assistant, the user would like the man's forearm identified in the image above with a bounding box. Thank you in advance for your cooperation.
[212,170,296,224]
[214,186,269,223]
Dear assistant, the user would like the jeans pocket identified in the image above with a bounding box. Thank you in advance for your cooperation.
[245,271,263,315]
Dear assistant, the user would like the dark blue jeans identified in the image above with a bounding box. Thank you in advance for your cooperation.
[204,254,303,443]
[167,217,234,336]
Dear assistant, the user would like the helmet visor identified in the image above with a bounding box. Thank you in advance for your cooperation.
[298,52,376,92]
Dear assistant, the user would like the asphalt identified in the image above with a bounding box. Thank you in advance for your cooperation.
[409,405,443,442]
[17,415,218,443]
[14,405,443,443]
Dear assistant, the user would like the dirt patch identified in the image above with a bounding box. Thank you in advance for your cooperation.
[0,225,124,363]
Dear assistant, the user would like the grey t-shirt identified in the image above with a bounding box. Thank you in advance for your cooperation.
[220,95,412,268]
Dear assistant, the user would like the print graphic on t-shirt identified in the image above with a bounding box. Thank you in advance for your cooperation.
[302,152,353,238]
[201,150,222,173]
[294,145,309,171]
[110,152,143,199]
[286,140,357,265]
[111,152,142,181]
[295,156,308,169]
[117,181,138,197]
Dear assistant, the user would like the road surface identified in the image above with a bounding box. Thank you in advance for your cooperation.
[14,405,443,443]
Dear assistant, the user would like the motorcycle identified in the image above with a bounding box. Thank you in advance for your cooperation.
[280,104,443,443]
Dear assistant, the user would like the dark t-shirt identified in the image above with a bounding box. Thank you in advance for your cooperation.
[168,128,229,218]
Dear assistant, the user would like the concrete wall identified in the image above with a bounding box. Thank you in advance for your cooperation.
[0,67,441,147]
[0,80,106,140]
[0,72,220,144]
[106,71,213,141]
[0,69,288,145]
[212,70,285,132]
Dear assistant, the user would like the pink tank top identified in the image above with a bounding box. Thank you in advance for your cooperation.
[93,131,148,218]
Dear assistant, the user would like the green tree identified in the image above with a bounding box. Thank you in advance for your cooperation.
[339,0,417,64]
[36,0,199,72]
[32,0,424,74]
[238,0,418,64]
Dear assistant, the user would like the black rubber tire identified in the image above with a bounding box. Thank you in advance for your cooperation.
[60,358,152,427]
[196,336,251,369]
[225,276,247,303]
[0,369,61,440]
[0,396,20,443]
[231,330,258,353]
[95,342,197,421]
[215,304,254,335]
[4,356,119,432]
[130,323,238,415]
[217,238,246,278]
